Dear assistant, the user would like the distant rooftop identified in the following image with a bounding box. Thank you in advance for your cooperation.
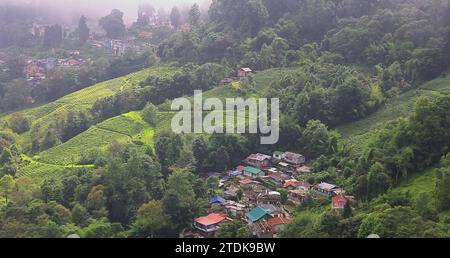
[316,182,338,191]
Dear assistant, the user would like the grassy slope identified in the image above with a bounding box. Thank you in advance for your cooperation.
[18,160,83,183]
[337,73,450,150]
[390,168,436,199]
[372,167,450,219]
[37,127,129,165]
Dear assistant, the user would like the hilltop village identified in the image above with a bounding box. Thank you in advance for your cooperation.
[188,151,353,238]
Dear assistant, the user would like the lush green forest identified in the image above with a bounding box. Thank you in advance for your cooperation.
[1,0,450,238]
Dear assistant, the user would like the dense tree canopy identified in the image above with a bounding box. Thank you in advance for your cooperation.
[99,9,126,39]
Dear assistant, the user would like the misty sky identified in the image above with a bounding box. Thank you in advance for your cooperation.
[0,0,211,25]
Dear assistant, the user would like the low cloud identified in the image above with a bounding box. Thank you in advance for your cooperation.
[0,0,211,25]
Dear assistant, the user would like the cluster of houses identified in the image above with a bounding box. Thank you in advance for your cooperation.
[89,36,153,57]
[24,51,86,84]
[189,151,353,238]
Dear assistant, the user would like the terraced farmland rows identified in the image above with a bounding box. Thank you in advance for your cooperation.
[13,67,297,180]
[96,114,146,137]
[30,111,153,166]
[18,155,94,183]
[38,127,130,166]
[0,66,177,150]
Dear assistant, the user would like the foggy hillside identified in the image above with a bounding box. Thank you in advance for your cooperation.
[0,0,211,25]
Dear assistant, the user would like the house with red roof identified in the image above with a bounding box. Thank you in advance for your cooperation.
[283,179,300,189]
[240,178,255,187]
[332,195,349,212]
[238,67,253,77]
[236,165,245,172]
[68,59,82,66]
[253,216,290,238]
[60,58,83,67]
[267,216,290,237]
[194,213,231,234]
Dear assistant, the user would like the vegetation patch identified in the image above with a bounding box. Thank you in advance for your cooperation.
[38,127,129,165]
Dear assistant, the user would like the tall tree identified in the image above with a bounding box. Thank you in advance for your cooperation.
[216,220,251,238]
[137,4,155,26]
[0,175,14,204]
[99,9,126,39]
[133,200,168,237]
[78,16,90,43]
[192,138,208,171]
[141,103,158,126]
[188,4,201,27]
[170,7,181,29]
[343,201,352,218]
[436,168,450,211]
[1,79,32,111]
[43,24,63,48]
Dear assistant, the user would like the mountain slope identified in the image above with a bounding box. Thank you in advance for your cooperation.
[14,67,298,180]
[0,66,178,150]
[337,73,450,150]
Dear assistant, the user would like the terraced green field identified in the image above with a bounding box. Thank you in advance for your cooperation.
[35,110,156,165]
[97,113,147,137]
[17,160,82,183]
[337,73,450,149]
[0,66,178,149]
[38,127,129,165]
[13,67,302,179]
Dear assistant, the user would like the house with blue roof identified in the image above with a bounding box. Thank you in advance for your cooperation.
[209,196,226,204]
